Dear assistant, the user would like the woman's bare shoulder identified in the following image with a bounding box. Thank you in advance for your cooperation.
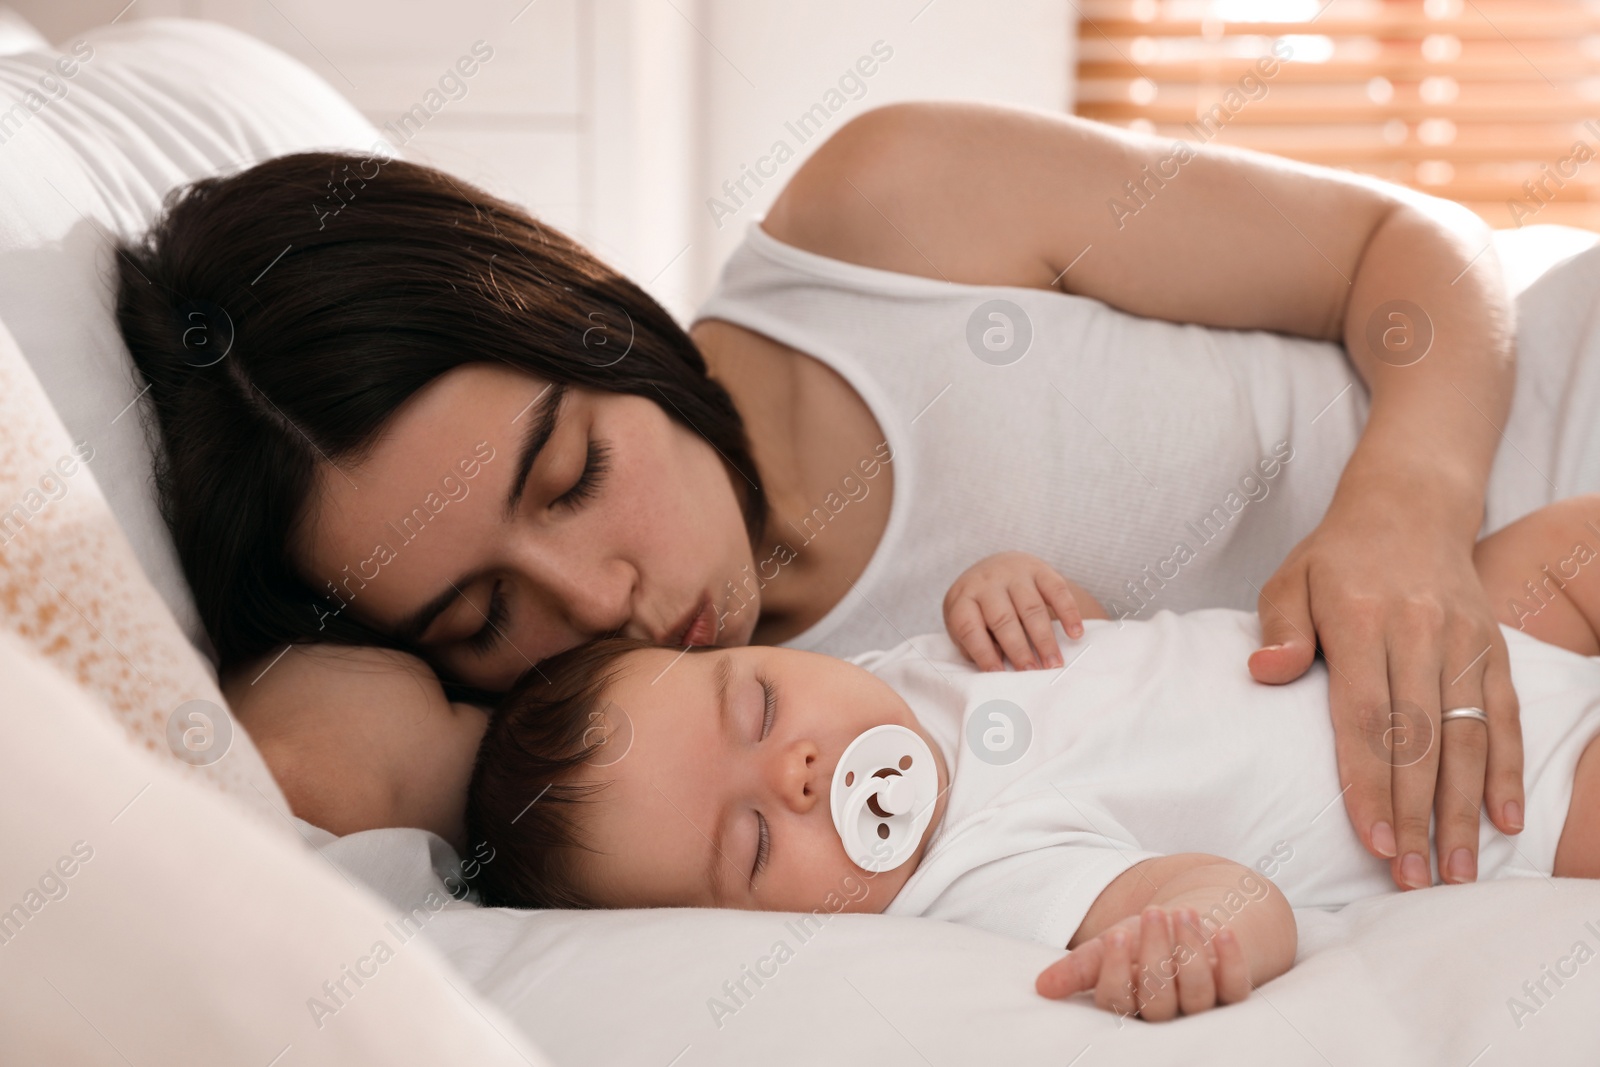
[762,101,1060,291]
[223,643,439,738]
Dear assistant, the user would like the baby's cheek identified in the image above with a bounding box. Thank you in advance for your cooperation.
[836,869,879,910]
[772,833,886,914]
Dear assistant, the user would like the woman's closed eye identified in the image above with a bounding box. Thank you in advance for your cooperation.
[465,578,509,654]
[553,438,611,510]
[461,438,612,656]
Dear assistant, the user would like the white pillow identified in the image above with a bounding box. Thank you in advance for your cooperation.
[0,628,550,1065]
[1491,222,1600,297]
[0,17,388,652]
[0,7,47,55]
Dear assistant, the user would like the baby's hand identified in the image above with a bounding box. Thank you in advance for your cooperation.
[943,551,1084,671]
[1036,907,1252,1022]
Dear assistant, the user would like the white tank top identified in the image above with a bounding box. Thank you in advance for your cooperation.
[690,219,1600,658]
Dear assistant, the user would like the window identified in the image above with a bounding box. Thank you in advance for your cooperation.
[1073,0,1600,230]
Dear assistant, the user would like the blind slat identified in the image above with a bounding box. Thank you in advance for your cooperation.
[1079,102,1600,122]
[1083,15,1600,38]
[1123,134,1600,163]
[1079,58,1600,81]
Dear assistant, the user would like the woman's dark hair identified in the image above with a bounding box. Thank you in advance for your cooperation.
[116,152,765,675]
[466,634,680,909]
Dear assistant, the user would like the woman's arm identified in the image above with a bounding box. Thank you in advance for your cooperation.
[769,101,1523,889]
[1035,853,1297,1019]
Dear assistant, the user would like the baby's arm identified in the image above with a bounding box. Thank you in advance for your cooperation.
[222,644,489,852]
[943,551,1108,671]
[1473,493,1600,656]
[1034,853,1297,1021]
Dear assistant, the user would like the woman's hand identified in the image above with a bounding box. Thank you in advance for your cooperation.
[1035,907,1252,1021]
[1249,479,1524,892]
[943,551,1086,671]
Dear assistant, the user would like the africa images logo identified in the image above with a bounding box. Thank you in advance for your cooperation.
[965,699,1032,766]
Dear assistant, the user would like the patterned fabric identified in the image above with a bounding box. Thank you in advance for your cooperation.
[0,319,289,823]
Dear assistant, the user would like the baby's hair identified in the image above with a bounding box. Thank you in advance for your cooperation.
[466,635,714,909]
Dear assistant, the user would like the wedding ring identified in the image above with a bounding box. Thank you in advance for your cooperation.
[1440,706,1489,726]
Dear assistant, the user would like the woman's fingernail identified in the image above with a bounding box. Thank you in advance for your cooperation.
[1447,848,1476,883]
[1259,643,1284,653]
[1504,800,1524,832]
[1401,852,1430,889]
[1048,654,1063,668]
[1371,821,1398,858]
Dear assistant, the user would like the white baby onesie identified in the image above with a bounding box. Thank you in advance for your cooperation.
[868,608,1600,950]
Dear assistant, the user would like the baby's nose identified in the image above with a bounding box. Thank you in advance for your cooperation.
[767,738,822,814]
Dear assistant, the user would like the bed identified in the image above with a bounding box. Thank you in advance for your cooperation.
[3,13,1599,1064]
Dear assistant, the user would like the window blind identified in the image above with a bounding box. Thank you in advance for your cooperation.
[1073,0,1600,230]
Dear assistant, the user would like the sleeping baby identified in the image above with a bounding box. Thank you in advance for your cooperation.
[461,494,1600,1023]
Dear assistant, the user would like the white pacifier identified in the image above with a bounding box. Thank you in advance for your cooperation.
[829,725,938,873]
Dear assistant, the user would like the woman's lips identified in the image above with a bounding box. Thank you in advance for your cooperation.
[674,596,717,646]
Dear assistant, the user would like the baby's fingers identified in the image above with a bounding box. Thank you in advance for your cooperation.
[977,588,1045,671]
[1012,582,1065,669]
[1135,908,1178,1021]
[1036,567,1085,640]
[1035,940,1104,1000]
[1094,928,1139,1017]
[946,597,1005,672]
[1173,908,1217,1015]
[1213,927,1252,1005]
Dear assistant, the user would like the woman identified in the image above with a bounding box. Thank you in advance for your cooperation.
[118,100,1536,893]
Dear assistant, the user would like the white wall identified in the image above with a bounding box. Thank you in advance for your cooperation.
[12,0,1074,319]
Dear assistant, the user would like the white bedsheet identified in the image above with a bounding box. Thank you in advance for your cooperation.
[315,822,1600,1064]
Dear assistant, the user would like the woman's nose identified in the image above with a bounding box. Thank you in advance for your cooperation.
[567,570,636,635]
[765,739,822,814]
[515,546,637,637]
